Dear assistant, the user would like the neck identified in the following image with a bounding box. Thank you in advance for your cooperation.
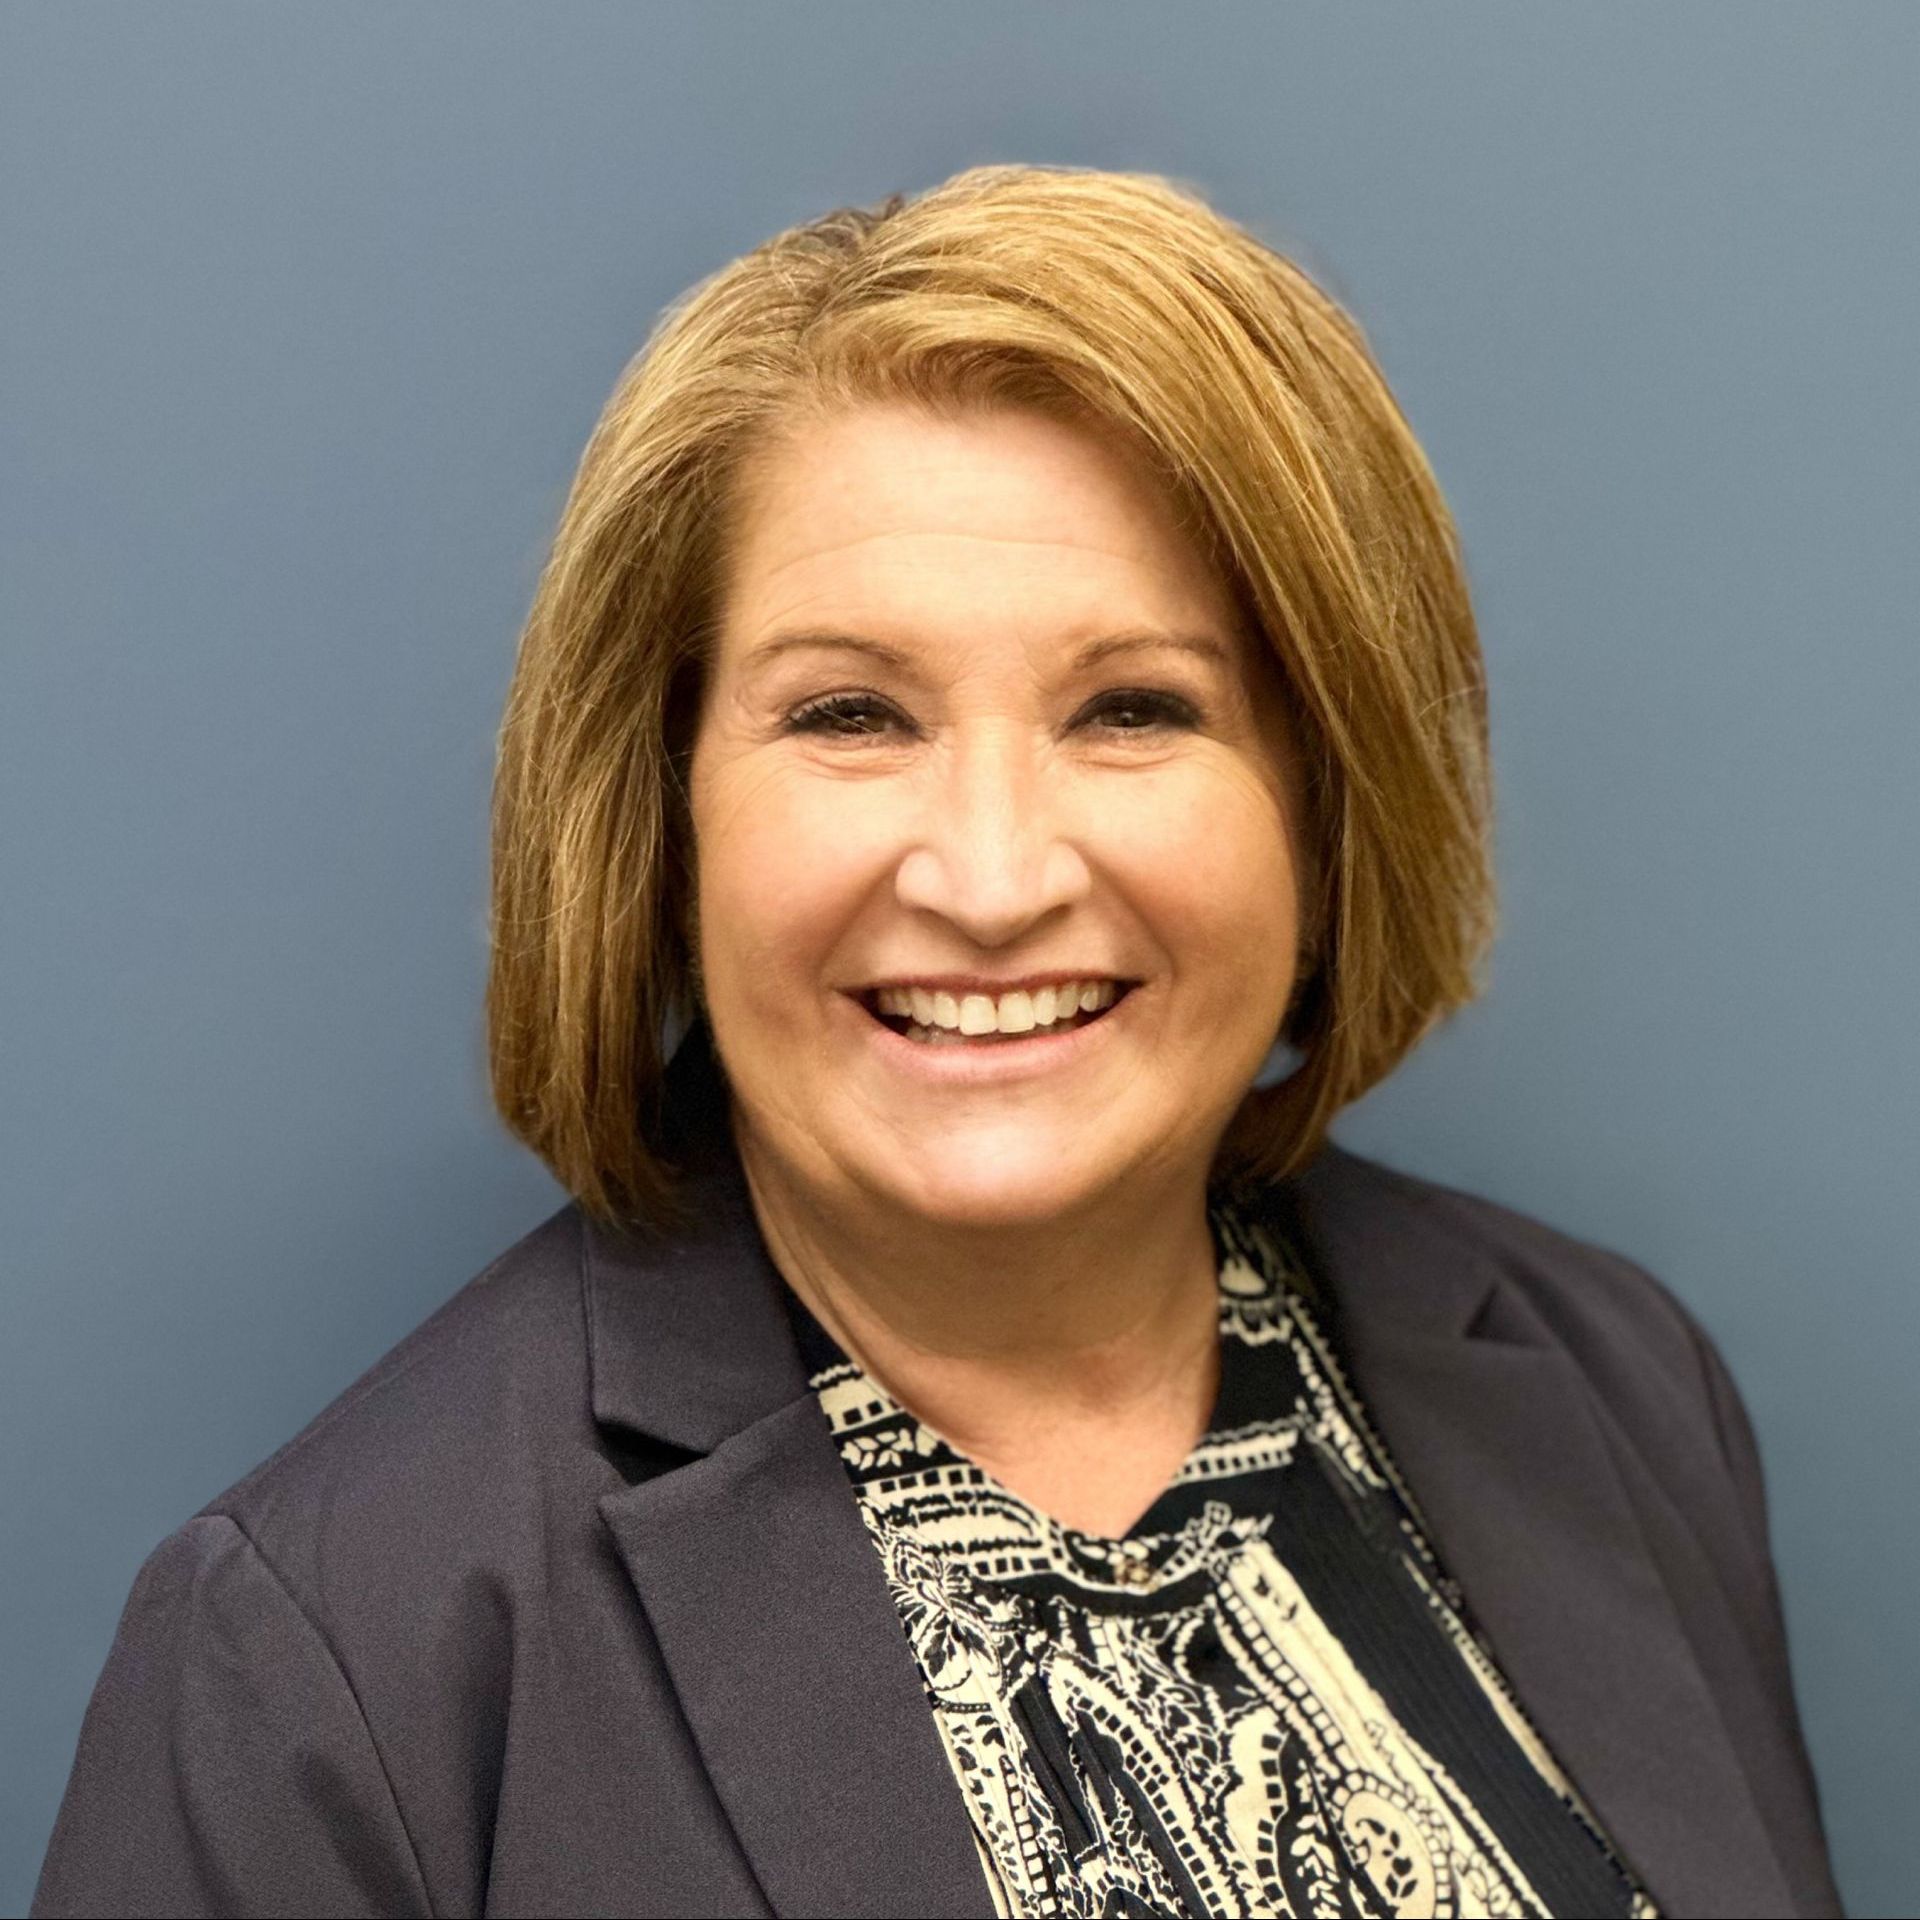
[734,1119,1224,1527]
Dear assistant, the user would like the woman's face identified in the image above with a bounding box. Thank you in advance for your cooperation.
[689,400,1305,1230]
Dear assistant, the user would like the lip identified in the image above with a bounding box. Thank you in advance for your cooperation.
[838,983,1139,1086]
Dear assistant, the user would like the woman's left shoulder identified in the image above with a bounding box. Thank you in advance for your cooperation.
[1270,1139,1800,1637]
[1279,1141,1746,1455]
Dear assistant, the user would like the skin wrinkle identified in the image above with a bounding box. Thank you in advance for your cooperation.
[689,400,1306,1538]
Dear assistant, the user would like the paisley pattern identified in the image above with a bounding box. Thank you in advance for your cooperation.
[787,1192,1660,1919]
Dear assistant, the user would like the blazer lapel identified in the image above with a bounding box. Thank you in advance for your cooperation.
[599,1402,995,1920]
[1271,1147,1798,1920]
[584,1022,993,1920]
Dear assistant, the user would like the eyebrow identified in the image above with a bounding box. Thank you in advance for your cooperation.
[742,628,1234,674]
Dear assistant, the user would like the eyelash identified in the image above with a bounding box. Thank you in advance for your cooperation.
[781,687,1202,740]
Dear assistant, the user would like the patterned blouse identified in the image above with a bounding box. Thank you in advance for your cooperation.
[783,1188,1660,1919]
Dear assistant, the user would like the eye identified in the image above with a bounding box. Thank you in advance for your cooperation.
[1079,688,1201,733]
[780,685,1203,742]
[782,691,913,739]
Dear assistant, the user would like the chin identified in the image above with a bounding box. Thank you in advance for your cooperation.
[852,1141,1113,1230]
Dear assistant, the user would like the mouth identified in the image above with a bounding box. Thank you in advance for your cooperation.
[854,981,1140,1047]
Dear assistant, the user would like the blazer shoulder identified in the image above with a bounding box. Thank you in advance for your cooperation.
[195,1202,604,1616]
[43,1211,600,1920]
[1306,1142,1722,1411]
[1296,1143,1786,1597]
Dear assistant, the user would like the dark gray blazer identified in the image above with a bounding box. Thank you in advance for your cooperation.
[36,1023,1842,1918]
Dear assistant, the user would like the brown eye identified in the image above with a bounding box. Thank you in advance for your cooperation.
[1082,689,1200,732]
[784,692,912,738]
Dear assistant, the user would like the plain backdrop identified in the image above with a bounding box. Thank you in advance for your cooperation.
[4,6,1915,1914]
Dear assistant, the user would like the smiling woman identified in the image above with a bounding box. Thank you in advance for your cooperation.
[35,166,1841,1920]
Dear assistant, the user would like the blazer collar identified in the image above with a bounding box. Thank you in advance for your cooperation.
[582,1018,808,1453]
[584,1020,1798,1919]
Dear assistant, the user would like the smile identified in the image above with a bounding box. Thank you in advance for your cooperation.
[859,978,1134,1044]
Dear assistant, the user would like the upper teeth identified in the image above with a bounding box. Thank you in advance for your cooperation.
[873,980,1121,1034]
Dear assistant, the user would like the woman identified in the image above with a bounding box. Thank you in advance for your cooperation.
[36,165,1839,1919]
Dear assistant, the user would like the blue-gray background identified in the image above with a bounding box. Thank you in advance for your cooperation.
[4,6,1914,1913]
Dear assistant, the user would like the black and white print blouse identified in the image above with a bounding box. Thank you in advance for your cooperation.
[783,1189,1661,1919]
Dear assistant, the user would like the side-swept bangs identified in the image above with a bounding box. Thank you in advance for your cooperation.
[488,164,1495,1231]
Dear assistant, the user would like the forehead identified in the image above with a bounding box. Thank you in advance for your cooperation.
[717,402,1241,648]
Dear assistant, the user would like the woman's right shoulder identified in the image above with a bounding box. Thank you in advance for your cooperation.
[156,1201,618,1638]
[37,1204,626,1919]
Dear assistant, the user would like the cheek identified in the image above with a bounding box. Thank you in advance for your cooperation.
[1105,762,1299,966]
[693,761,877,989]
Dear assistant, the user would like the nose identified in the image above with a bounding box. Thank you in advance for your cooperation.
[891,723,1092,946]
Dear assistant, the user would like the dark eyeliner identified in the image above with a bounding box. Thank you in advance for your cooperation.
[782,685,1200,739]
[1081,687,1202,730]
[782,690,908,737]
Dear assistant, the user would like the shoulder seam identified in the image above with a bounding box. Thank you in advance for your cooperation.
[203,1512,437,1917]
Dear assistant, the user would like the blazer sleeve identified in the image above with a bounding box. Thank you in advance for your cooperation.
[1688,1314,1797,1655]
[33,1514,432,1919]
[1685,1313,1838,1828]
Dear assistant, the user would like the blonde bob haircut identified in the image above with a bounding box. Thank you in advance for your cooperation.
[489,164,1495,1233]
